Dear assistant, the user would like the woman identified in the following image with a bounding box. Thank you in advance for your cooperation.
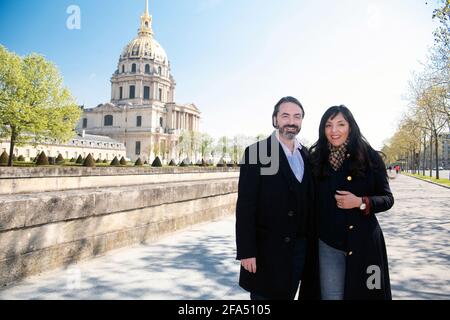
[309,105,394,300]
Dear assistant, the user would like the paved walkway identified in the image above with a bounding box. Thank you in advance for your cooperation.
[0,174,449,300]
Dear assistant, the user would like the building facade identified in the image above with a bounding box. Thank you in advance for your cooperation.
[77,1,201,162]
[0,131,126,162]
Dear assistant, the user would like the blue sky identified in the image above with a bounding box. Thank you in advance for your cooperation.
[0,0,441,149]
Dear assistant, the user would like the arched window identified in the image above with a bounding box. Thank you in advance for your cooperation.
[159,117,163,128]
[144,86,150,100]
[158,66,162,75]
[132,63,137,73]
[145,64,151,74]
[122,65,125,73]
[132,44,139,56]
[158,88,162,101]
[104,115,113,126]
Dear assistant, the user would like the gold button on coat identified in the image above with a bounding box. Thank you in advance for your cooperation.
[348,251,353,256]
[347,176,352,181]
[349,225,354,230]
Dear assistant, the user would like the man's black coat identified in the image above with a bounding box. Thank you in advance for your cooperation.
[235,133,314,299]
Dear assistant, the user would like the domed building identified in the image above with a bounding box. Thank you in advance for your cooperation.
[78,1,201,163]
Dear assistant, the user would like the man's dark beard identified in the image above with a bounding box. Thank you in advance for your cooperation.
[280,125,300,138]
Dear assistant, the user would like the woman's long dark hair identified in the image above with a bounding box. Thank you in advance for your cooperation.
[309,105,384,179]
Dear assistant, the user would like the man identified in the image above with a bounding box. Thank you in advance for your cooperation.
[235,96,315,300]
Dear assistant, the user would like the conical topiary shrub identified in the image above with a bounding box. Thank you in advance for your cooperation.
[144,160,148,165]
[0,151,9,165]
[119,156,127,166]
[56,154,65,164]
[168,159,177,166]
[179,158,191,167]
[70,157,75,162]
[17,155,25,162]
[36,151,49,166]
[135,158,143,166]
[103,159,108,164]
[96,158,101,163]
[110,156,120,166]
[76,155,83,164]
[12,154,17,161]
[83,154,95,167]
[151,156,162,167]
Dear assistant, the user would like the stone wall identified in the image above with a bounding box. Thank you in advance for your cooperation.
[0,168,239,286]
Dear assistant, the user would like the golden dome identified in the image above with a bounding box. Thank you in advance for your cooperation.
[120,0,168,66]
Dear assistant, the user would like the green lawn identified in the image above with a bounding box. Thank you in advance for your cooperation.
[404,173,450,187]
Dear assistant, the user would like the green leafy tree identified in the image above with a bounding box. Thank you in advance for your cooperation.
[432,0,450,52]
[0,45,82,166]
[200,132,213,161]
[216,136,229,159]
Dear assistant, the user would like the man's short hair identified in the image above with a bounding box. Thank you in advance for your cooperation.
[272,96,305,128]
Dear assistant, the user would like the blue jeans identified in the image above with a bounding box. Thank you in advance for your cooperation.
[319,239,346,300]
[250,238,306,300]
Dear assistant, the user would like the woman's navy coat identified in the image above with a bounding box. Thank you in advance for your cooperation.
[300,149,394,300]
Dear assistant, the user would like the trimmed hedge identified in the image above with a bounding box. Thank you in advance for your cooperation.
[119,156,127,165]
[83,154,95,167]
[135,157,143,166]
[0,151,8,165]
[152,156,162,167]
[76,155,84,164]
[56,154,65,164]
[36,152,49,166]
[110,156,120,166]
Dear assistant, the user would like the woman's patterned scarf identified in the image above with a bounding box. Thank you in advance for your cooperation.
[328,140,349,171]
